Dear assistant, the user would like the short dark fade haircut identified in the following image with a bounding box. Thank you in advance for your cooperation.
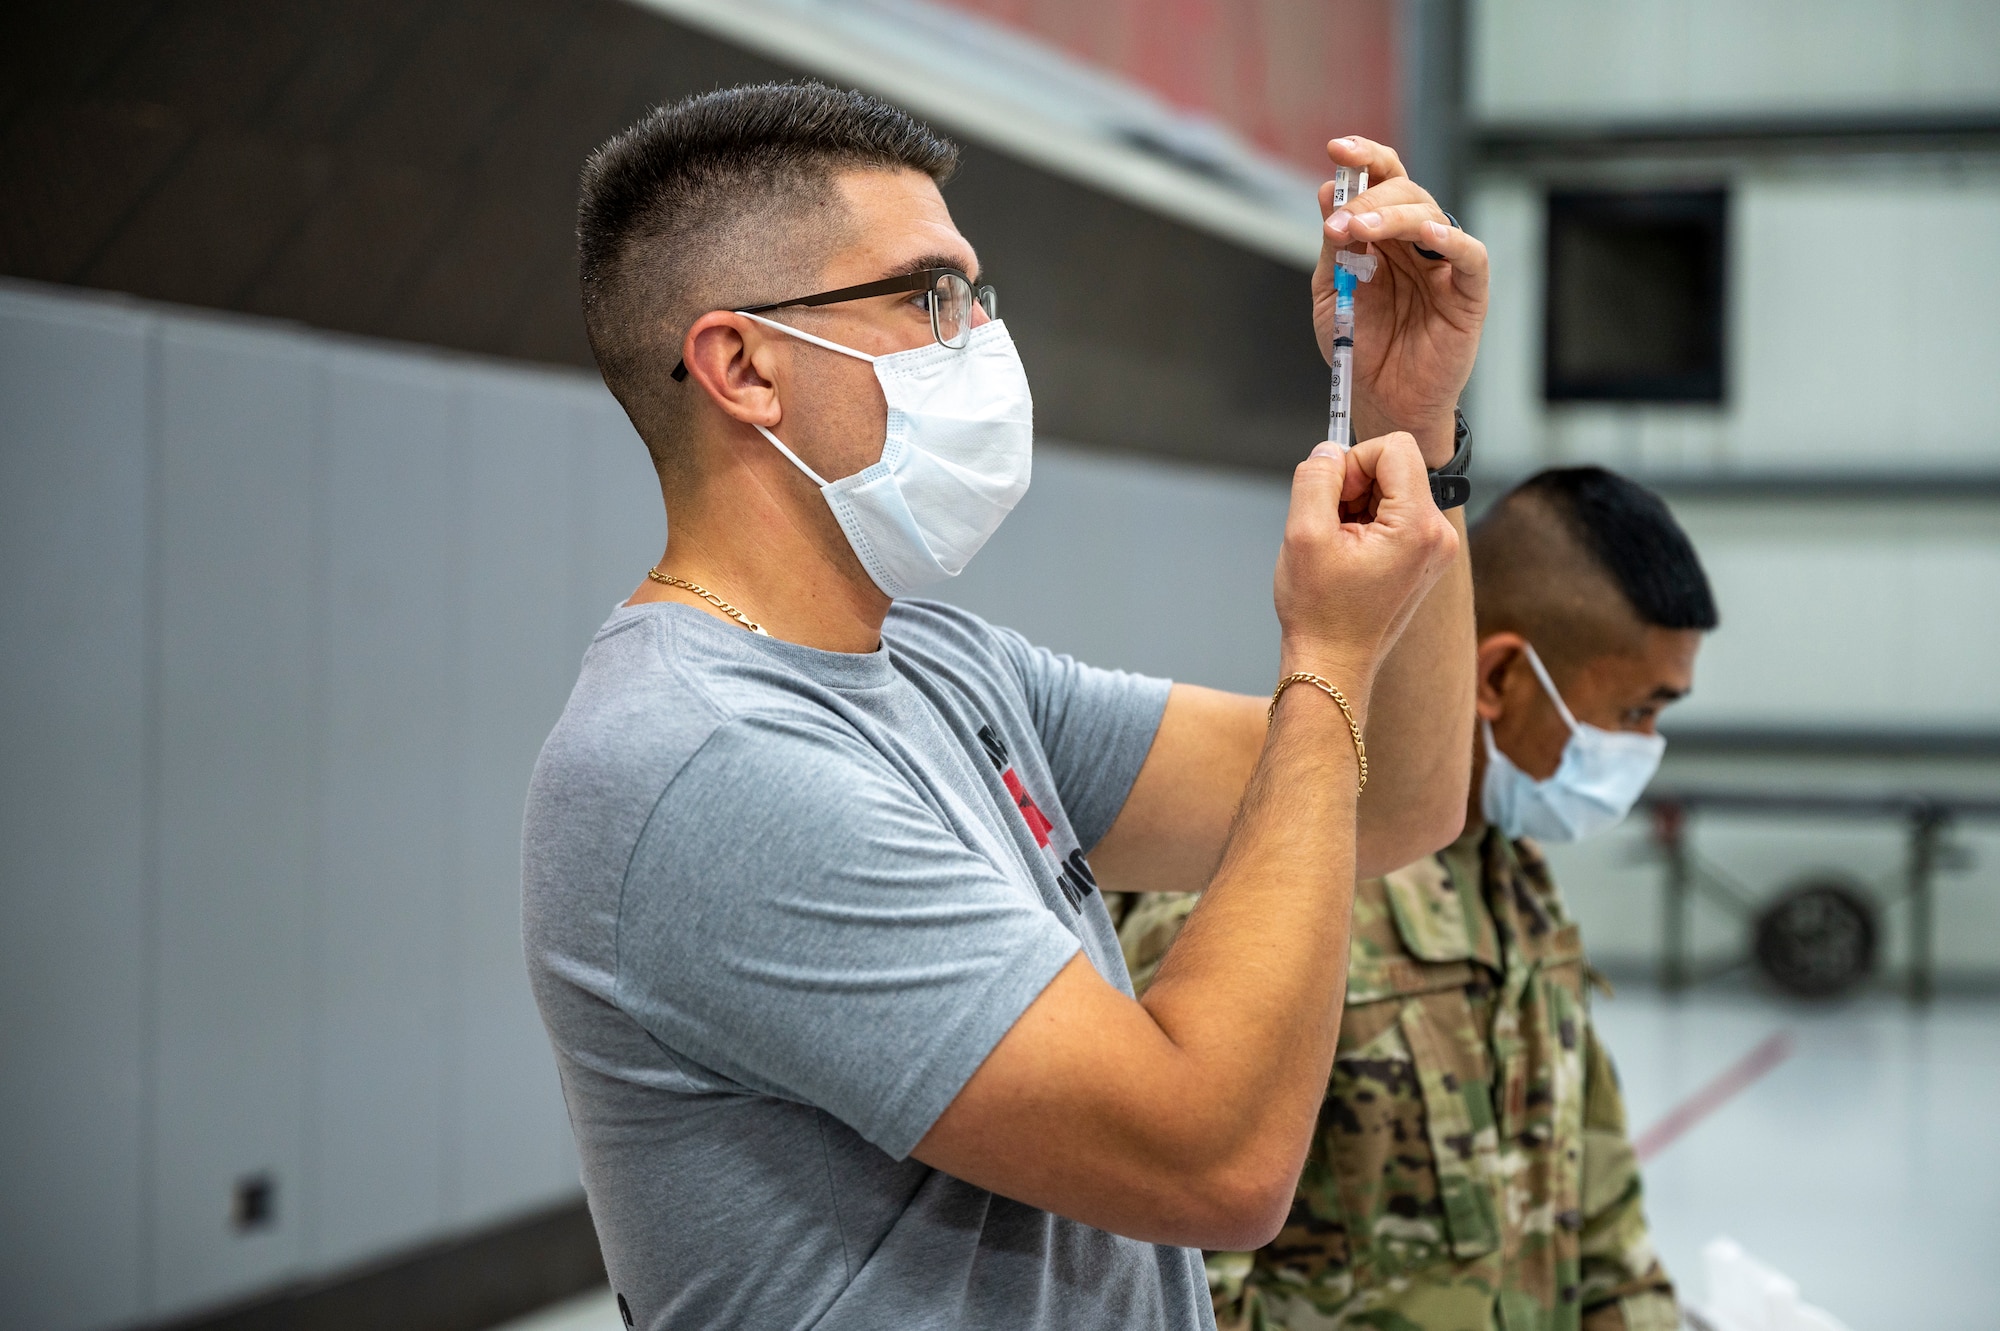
[1472,465,1718,663]
[577,82,959,470]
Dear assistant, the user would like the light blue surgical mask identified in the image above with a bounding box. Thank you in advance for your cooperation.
[744,313,1033,600]
[1480,642,1666,843]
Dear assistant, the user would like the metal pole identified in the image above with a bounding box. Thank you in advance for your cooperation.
[1654,801,1690,993]
[1907,806,1943,1004]
[1399,0,1467,216]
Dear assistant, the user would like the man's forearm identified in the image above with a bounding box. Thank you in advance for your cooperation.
[917,681,1372,1251]
[1133,682,1369,1244]
[1351,506,1474,875]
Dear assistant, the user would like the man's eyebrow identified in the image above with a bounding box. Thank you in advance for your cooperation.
[1650,685,1688,702]
[888,252,981,282]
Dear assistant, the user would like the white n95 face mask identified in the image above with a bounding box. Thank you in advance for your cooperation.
[1481,642,1666,843]
[742,312,1033,599]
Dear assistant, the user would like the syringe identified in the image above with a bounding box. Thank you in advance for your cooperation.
[1327,166,1376,452]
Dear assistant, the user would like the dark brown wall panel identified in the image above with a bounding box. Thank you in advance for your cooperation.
[1,0,1327,471]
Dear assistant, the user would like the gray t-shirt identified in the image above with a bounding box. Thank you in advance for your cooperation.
[522,598,1211,1331]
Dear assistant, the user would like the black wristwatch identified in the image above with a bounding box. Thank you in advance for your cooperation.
[1429,408,1472,511]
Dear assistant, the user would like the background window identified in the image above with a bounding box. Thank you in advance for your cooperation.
[1544,188,1728,403]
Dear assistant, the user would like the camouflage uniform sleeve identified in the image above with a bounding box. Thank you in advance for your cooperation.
[1577,1013,1678,1330]
[1115,890,1201,996]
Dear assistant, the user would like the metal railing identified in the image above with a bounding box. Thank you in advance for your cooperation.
[1640,789,2000,1002]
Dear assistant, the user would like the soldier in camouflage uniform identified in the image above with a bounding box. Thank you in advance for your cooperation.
[1113,467,1718,1331]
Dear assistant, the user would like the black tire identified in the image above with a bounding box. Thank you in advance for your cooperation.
[1753,879,1877,999]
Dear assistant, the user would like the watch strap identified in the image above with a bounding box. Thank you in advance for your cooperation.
[1428,408,1472,510]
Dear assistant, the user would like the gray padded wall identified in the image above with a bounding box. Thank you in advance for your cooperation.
[0,288,153,1331]
[0,281,659,1328]
[150,319,319,1309]
[312,344,462,1269]
[449,367,597,1227]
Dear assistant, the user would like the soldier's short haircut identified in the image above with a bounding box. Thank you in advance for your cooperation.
[577,83,959,472]
[1471,466,1718,665]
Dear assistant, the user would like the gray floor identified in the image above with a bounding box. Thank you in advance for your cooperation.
[493,987,2000,1331]
[1595,983,2000,1331]
[491,1288,623,1331]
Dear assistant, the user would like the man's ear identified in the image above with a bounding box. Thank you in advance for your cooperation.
[680,312,785,428]
[1475,632,1527,722]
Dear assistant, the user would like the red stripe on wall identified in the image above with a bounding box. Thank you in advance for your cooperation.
[935,0,1400,174]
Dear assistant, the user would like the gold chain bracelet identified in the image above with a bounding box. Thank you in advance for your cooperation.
[1268,672,1368,794]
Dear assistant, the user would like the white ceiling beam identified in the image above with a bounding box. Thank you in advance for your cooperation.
[623,0,1325,271]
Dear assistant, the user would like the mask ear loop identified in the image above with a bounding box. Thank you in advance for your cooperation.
[1518,642,1582,734]
[737,310,878,363]
[753,424,831,487]
[736,311,880,489]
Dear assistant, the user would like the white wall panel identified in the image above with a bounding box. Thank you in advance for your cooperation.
[1474,0,1691,123]
[1668,500,2000,729]
[309,347,460,1269]
[1473,0,2000,122]
[1686,0,1922,114]
[1912,0,2000,96]
[1734,169,2000,468]
[0,290,152,1330]
[1460,184,1545,476]
[148,322,320,1314]
[1464,161,2000,475]
[448,368,589,1223]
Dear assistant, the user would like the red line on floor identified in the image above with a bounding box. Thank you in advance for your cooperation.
[1632,1030,1795,1165]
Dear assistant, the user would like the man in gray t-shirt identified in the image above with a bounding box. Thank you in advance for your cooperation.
[527,84,1489,1329]
[528,600,1198,1327]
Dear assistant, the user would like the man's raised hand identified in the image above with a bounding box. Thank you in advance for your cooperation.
[1273,431,1460,707]
[1313,136,1489,467]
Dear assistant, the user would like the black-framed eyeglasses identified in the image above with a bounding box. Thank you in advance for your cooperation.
[671,267,998,381]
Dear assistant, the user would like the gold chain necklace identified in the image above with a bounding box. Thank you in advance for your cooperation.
[646,568,769,635]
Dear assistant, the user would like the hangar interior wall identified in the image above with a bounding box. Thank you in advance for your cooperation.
[0,281,655,1331]
[7,256,2000,1327]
